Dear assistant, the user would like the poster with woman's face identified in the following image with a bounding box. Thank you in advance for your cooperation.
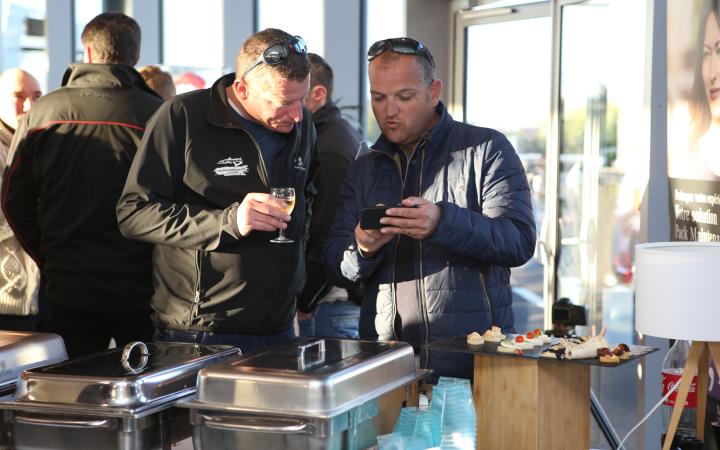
[668,0,720,243]
[668,0,720,404]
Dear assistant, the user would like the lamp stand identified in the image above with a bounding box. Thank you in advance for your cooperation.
[662,341,720,450]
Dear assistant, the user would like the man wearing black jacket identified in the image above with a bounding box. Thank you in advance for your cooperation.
[117,29,319,354]
[297,53,367,338]
[1,13,162,357]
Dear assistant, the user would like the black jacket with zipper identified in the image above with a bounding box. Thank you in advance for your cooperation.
[1,63,162,312]
[117,73,319,334]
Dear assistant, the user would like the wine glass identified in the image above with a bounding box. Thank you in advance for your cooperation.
[270,187,295,244]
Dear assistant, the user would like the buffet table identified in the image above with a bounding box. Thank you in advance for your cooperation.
[427,336,656,450]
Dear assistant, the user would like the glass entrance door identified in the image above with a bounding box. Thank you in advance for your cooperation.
[454,2,551,333]
[556,0,647,346]
[456,1,651,448]
[555,1,649,448]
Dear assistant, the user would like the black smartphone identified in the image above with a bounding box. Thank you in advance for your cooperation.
[360,204,416,230]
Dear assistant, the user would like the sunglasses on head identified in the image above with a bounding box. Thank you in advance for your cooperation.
[242,35,307,79]
[367,37,431,63]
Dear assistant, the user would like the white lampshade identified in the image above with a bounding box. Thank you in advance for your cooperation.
[635,242,720,341]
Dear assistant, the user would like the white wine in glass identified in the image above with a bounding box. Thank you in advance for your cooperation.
[270,187,295,243]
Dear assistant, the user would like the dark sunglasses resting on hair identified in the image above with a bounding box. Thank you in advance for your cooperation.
[367,37,434,67]
[243,35,307,78]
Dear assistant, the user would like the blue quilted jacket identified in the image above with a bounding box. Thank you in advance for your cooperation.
[322,102,536,379]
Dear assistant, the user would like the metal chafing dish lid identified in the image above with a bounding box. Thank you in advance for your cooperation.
[9,342,240,416]
[188,338,417,418]
[0,331,67,394]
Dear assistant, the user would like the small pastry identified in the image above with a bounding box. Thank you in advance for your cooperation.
[467,332,484,346]
[612,343,632,360]
[565,326,610,359]
[534,328,552,344]
[511,335,534,350]
[597,347,620,364]
[482,326,505,342]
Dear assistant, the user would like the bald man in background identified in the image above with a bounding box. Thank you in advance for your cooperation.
[0,68,43,331]
[0,68,41,137]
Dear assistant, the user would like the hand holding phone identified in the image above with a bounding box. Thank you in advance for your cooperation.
[360,204,415,230]
[360,197,441,240]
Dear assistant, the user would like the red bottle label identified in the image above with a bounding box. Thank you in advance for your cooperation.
[662,371,697,408]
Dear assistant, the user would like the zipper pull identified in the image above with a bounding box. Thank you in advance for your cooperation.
[193,291,200,303]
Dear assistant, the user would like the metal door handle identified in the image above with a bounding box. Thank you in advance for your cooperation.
[199,413,311,434]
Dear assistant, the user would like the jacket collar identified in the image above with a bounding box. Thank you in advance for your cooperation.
[206,73,243,129]
[371,101,452,156]
[61,63,160,99]
[311,101,341,132]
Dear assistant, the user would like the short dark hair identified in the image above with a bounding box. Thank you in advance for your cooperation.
[236,28,310,81]
[308,53,333,100]
[370,40,436,86]
[81,13,141,66]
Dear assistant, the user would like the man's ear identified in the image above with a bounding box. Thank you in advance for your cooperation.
[429,79,442,106]
[233,79,250,100]
[310,84,327,104]
[83,45,92,63]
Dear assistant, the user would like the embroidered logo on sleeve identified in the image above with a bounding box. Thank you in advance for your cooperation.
[214,157,249,176]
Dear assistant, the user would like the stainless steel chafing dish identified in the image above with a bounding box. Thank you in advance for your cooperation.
[0,330,67,448]
[180,338,423,450]
[0,341,240,450]
[0,331,67,397]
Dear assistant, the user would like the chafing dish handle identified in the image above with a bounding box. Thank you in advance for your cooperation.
[297,339,326,370]
[121,340,149,374]
[14,415,110,428]
[198,413,311,434]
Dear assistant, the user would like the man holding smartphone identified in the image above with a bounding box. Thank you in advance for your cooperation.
[117,28,319,354]
[323,38,536,379]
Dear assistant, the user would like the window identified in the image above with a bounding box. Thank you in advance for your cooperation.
[73,0,102,62]
[557,1,649,448]
[464,11,551,333]
[256,0,324,56]
[163,0,223,93]
[1,0,47,92]
[364,0,406,143]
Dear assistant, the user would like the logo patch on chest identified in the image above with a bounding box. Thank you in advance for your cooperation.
[294,156,306,171]
[214,157,249,176]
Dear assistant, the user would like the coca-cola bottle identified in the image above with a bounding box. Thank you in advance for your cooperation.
[661,340,703,450]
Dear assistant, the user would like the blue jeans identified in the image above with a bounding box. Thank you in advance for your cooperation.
[154,327,296,355]
[298,302,360,339]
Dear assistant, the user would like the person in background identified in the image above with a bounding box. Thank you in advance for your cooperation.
[173,72,206,94]
[297,53,367,338]
[117,28,319,354]
[1,13,163,356]
[0,68,43,331]
[138,65,176,101]
[323,37,536,379]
